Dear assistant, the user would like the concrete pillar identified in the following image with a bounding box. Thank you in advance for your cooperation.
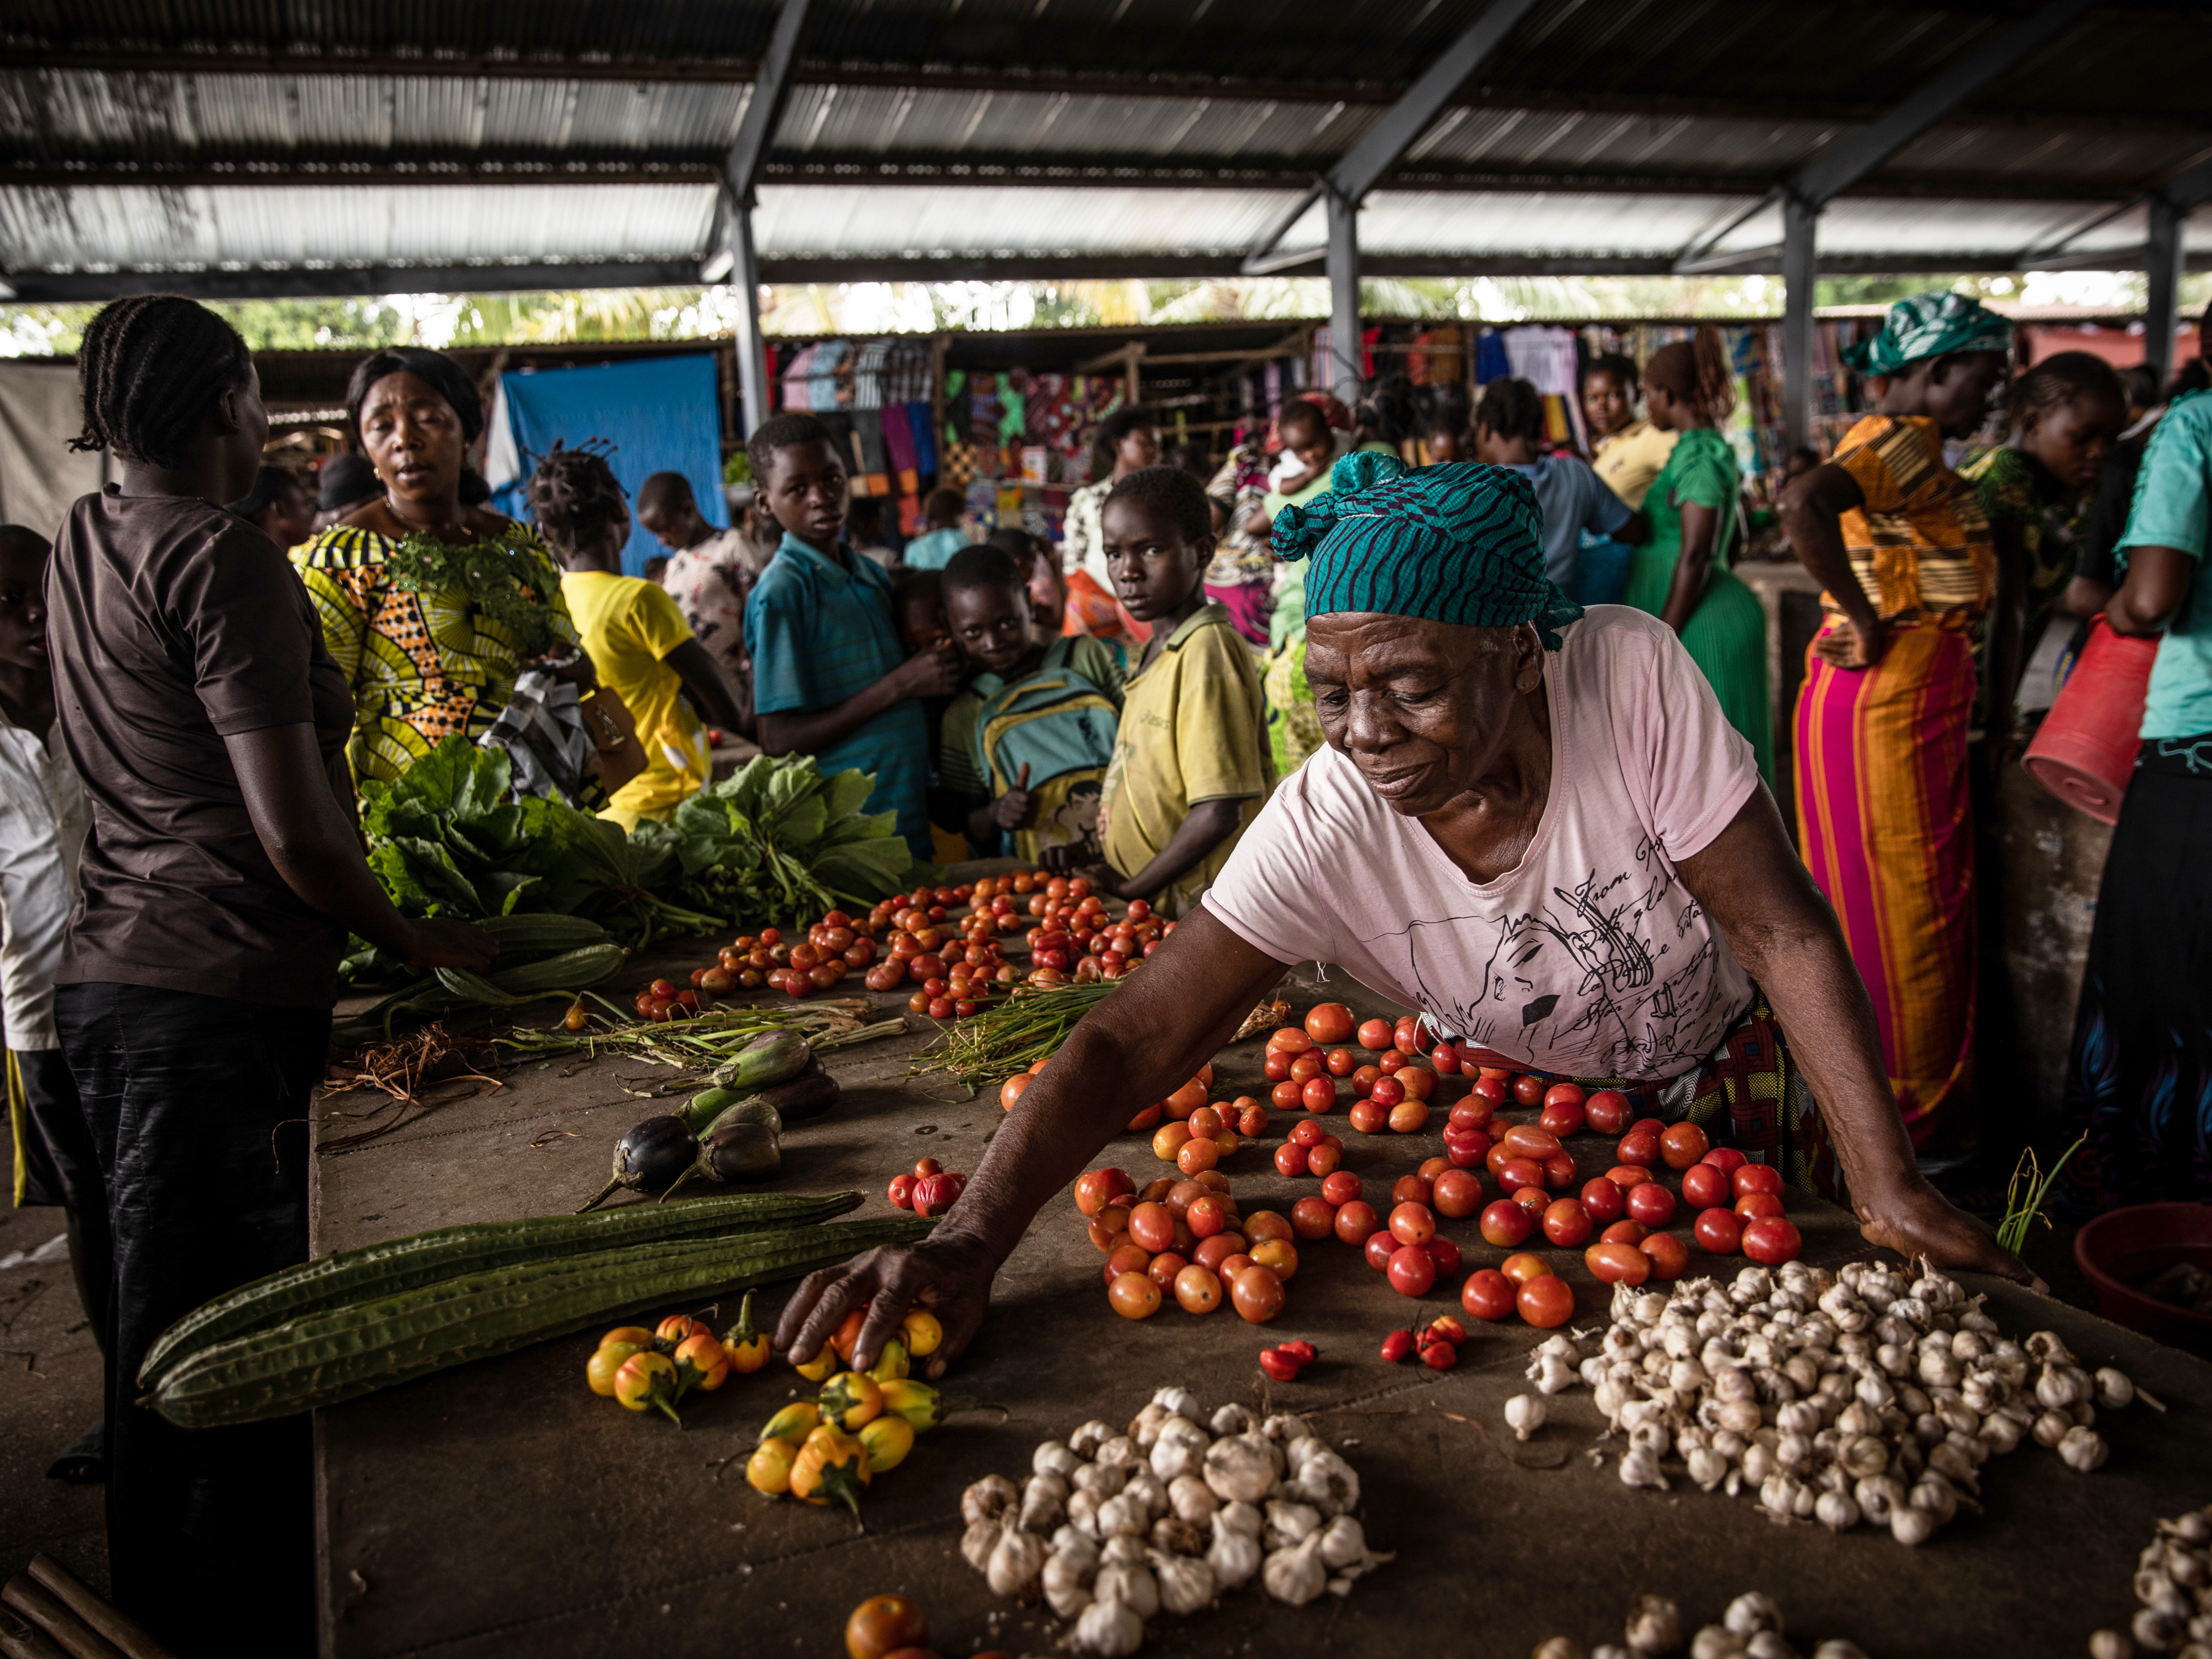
[1326,189,1362,404]
[727,202,769,437]
[1782,195,1818,455]
[2146,195,2184,392]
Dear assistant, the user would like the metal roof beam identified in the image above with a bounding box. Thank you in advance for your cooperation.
[2020,149,2212,270]
[722,0,811,208]
[1240,0,1540,277]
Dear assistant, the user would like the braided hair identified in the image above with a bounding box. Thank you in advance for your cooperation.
[1645,328,1738,422]
[526,441,629,557]
[1103,465,1212,545]
[1355,373,1419,446]
[2008,350,2123,433]
[70,295,252,469]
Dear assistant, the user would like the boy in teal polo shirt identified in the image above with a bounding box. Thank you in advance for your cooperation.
[743,414,959,857]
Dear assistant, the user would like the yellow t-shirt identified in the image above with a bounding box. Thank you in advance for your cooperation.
[1099,603,1274,917]
[1592,419,1680,512]
[560,571,711,827]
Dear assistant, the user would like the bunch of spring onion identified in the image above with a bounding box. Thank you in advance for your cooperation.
[907,979,1122,1095]
[503,995,902,1071]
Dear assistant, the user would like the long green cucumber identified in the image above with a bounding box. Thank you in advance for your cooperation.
[138,1190,862,1387]
[477,914,614,955]
[145,1217,933,1429]
[486,943,628,996]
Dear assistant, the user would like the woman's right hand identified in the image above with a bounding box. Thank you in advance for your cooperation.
[776,1232,999,1380]
[402,918,499,972]
[1812,614,1888,670]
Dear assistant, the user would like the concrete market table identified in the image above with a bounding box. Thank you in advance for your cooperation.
[311,944,2212,1659]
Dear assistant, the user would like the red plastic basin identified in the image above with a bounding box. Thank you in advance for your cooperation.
[2074,1201,2212,1358]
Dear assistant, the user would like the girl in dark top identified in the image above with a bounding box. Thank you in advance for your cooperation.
[49,296,495,1658]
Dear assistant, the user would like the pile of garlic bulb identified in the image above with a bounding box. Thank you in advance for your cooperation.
[1536,1589,1876,1658]
[2086,1503,2212,1657]
[1569,1258,2154,1546]
[956,1385,1391,1656]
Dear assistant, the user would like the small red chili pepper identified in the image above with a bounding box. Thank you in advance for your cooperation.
[1380,1329,1415,1364]
[1421,1340,1459,1371]
[1259,1348,1303,1383]
[1426,1315,1468,1348]
[1279,1340,1318,1366]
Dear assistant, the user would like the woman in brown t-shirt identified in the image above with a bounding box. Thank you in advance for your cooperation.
[48,297,495,1658]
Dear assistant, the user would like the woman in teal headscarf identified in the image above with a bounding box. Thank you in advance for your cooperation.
[1623,328,1773,784]
[771,452,2030,1383]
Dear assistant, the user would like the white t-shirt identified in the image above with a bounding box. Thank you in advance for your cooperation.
[1204,608,1760,1083]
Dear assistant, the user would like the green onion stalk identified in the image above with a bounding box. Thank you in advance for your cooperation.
[906,979,1123,1095]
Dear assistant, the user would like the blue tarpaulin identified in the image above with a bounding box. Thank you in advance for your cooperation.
[492,354,727,576]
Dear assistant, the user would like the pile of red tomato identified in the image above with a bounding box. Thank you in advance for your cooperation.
[1262,1005,1438,1131]
[1073,1165,1296,1327]
[885,1156,967,1218]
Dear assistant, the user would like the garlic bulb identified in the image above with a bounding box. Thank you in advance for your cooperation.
[962,1473,1018,1527]
[1691,1627,1746,1659]
[1095,1434,1141,1468]
[1316,1515,1373,1572]
[1099,1533,1146,1571]
[1034,1441,1080,1479]
[1726,1593,1781,1636]
[1214,1498,1263,1538]
[1206,1521,1261,1589]
[1069,1419,1114,1460]
[1626,1592,1683,1655]
[1263,1498,1322,1549]
[1620,1444,1670,1491]
[1744,1635,1797,1659]
[1149,1549,1216,1615]
[1154,1385,1204,1424]
[1261,1535,1329,1606]
[1019,1474,1066,1534]
[1099,1490,1152,1537]
[1888,1505,1934,1547]
[1150,1515,1206,1558]
[1151,1415,1209,1482]
[1211,1402,1255,1437]
[1168,1472,1218,1522]
[2095,1368,2136,1410]
[1051,1525,1098,1569]
[1814,1490,1860,1532]
[1070,1595,1142,1657]
[2085,1634,2133,1659]
[1093,1561,1159,1621]
[1284,1447,1360,1515]
[1261,1412,1306,1443]
[1203,1432,1278,1503]
[2059,1425,2110,1472]
[962,1517,1003,1573]
[1809,1645,1869,1659]
[986,1526,1045,1598]
[1505,1394,1547,1442]
[1042,1550,1094,1619]
[1066,1489,1103,1540]
[1072,1460,1128,1497]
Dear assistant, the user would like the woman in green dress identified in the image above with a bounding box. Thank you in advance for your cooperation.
[1623,331,1772,784]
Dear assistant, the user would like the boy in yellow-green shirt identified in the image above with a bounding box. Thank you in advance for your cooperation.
[526,446,744,828]
[1045,467,1272,916]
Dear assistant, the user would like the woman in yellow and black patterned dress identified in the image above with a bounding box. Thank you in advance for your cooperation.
[293,348,579,785]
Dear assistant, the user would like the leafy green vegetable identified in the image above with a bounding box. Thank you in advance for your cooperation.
[379,529,570,659]
[666,754,926,930]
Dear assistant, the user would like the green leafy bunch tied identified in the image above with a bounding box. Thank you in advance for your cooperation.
[381,529,567,659]
[669,754,931,931]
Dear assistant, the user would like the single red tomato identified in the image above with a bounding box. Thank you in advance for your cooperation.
[1599,1218,1648,1247]
[1585,1240,1652,1285]
[1147,1250,1189,1287]
[1074,1167,1134,1217]
[1126,1201,1175,1253]
[1432,1168,1483,1218]
[1541,1151,1578,1190]
[1288,1051,1326,1086]
[1192,1233,1246,1272]
[1388,1201,1436,1247]
[1681,1162,1733,1210]
[1538,1097,1587,1139]
[1741,1215,1803,1266]
[1230,1265,1287,1323]
[1396,1066,1436,1102]
[1694,1206,1744,1254]
[1386,1244,1436,1297]
[1271,1079,1304,1112]
[1735,1192,1787,1221]
[1617,1130,1660,1168]
[1302,1076,1339,1114]
[1448,1096,1494,1135]
[1419,1155,1452,1181]
[1430,1042,1462,1075]
[1237,1099,1269,1138]
[1268,1027,1314,1056]
[1425,1237,1464,1277]
[1347,1098,1389,1135]
[1659,1121,1710,1171]
[1351,1065,1383,1098]
[1289,1196,1337,1240]
[1274,1142,1310,1178]
[1479,1199,1533,1248]
[1499,1250,1552,1287]
[1640,1230,1690,1280]
[1461,1267,1516,1321]
[1541,1197,1593,1247]
[1364,1229,1397,1271]
[1625,1182,1677,1227]
[1473,1076,1511,1107]
[1321,1170,1363,1207]
[1601,1164,1649,1191]
[1304,1002,1355,1046]
[1104,1244,1152,1282]
[1186,1194,1228,1238]
[1307,1142,1343,1178]
[1369,1074,1406,1109]
[1324,1046,1358,1078]
[1392,1172,1434,1208]
[1702,1146,1750,1175]
[1356,1016,1394,1051]
[1512,1183,1550,1215]
[1496,1157,1545,1194]
[1334,1199,1380,1246]
[1389,1100,1431,1134]
[1243,1209,1290,1243]
[1511,1073,1547,1107]
[1517,1275,1575,1329]
[1446,1136,1488,1170]
[1392,1015,1423,1054]
[1249,1238,1299,1282]
[1161,1178,1208,1218]
[1501,1123,1562,1161]
[1734,1164,1784,1199]
[1288,1118,1327,1149]
[1127,1103,1163,1132]
[1376,1050,1410,1077]
[1579,1176,1626,1225]
[1264,1050,1293,1084]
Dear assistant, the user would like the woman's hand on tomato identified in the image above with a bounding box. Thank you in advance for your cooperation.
[1857,1176,2037,1288]
[775,1231,998,1381]
[402,917,499,972]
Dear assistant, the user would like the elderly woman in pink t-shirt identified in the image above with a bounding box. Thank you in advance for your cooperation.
[775,453,2027,1380]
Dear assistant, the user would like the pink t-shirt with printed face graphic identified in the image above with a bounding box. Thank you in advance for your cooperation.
[1203,607,1760,1083]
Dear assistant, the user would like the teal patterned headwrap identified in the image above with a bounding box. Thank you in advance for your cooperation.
[1271,452,1584,648]
[1841,291,2013,376]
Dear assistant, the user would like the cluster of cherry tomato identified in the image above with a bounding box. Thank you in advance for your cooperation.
[1018,882,1167,988]
[1281,1162,1472,1303]
[1073,1165,1295,1327]
[870,885,1007,1018]
[1261,1005,1437,1131]
[885,1156,967,1218]
[1381,1313,1467,1372]
[637,906,894,1018]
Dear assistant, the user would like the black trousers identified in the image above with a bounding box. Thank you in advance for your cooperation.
[13,1046,112,1441]
[58,982,330,1659]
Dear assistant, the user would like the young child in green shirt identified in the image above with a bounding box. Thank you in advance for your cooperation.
[1051,467,1272,915]
[935,543,1124,863]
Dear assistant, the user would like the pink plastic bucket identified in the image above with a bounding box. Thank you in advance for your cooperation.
[2023,617,2157,824]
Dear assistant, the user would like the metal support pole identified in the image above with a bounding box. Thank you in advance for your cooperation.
[726,200,770,437]
[2146,195,2184,393]
[1326,189,1361,404]
[1782,195,1818,455]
